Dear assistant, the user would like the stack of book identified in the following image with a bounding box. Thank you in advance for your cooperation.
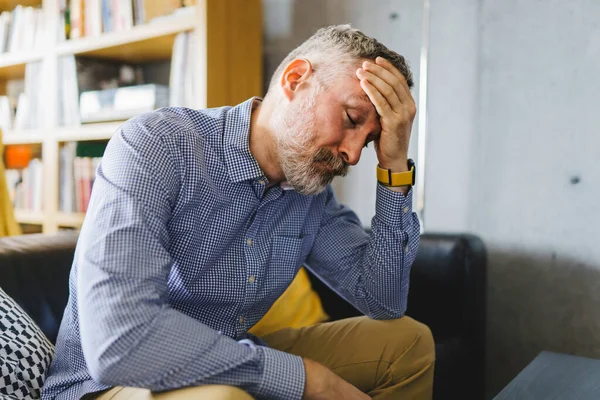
[63,0,195,40]
[4,145,43,211]
[57,40,195,125]
[0,6,45,54]
[15,62,44,130]
[58,56,146,126]
[0,61,45,131]
[59,141,107,213]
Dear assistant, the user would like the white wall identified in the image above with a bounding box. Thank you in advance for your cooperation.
[265,0,600,397]
[425,0,600,397]
[263,0,425,226]
[424,0,479,232]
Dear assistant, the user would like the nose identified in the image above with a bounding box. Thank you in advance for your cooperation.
[338,140,362,166]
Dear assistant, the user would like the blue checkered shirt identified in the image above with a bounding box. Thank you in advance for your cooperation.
[42,98,420,400]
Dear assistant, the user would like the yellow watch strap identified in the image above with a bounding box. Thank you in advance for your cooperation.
[376,164,415,187]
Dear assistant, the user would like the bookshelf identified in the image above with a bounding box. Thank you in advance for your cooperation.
[55,122,122,142]
[55,211,85,228]
[13,209,45,224]
[3,129,44,144]
[56,14,198,62]
[1,0,263,233]
[0,51,43,79]
[0,0,40,9]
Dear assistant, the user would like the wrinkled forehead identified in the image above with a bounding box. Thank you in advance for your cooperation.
[345,92,371,108]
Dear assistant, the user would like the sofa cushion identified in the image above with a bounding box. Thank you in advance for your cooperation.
[0,287,54,399]
[0,232,77,344]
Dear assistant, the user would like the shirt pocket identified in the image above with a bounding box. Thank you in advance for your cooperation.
[271,234,315,272]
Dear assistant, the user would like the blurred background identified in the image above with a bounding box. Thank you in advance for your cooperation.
[1,0,599,398]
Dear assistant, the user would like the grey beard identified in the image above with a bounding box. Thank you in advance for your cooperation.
[283,148,349,195]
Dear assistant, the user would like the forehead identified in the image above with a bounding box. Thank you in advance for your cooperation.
[331,74,372,107]
[337,82,378,119]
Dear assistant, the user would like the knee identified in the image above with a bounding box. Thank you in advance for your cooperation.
[379,316,435,365]
[153,385,254,400]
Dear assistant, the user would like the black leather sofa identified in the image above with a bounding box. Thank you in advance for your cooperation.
[0,232,486,399]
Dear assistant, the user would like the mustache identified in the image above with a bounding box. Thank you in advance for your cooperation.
[312,148,349,176]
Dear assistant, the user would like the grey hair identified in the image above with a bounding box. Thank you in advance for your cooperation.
[267,24,414,93]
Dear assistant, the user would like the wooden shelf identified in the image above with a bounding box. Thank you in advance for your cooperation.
[56,122,124,142]
[14,209,45,225]
[56,9,198,63]
[0,50,44,80]
[5,0,263,235]
[2,129,45,145]
[56,212,86,228]
[0,0,41,11]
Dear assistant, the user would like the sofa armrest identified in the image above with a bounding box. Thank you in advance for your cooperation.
[408,233,487,343]
[307,232,487,400]
[408,233,487,400]
[0,232,79,343]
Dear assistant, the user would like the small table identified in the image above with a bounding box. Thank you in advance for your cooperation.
[494,351,600,399]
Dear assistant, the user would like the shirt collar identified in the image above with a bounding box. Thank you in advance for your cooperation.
[223,97,297,192]
[223,97,265,183]
[280,182,295,191]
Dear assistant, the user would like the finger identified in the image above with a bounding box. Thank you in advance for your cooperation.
[359,78,392,118]
[356,68,402,111]
[375,56,410,91]
[373,57,414,105]
[374,57,413,106]
[362,60,406,105]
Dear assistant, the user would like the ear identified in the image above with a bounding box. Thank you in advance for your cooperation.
[279,58,313,101]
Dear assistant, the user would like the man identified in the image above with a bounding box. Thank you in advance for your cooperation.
[42,25,434,400]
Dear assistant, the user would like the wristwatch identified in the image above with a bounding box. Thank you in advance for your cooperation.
[376,159,416,187]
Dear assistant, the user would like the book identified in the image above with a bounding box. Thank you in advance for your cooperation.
[58,55,81,127]
[69,0,84,39]
[113,0,133,32]
[11,6,44,52]
[5,157,43,211]
[84,0,103,37]
[169,31,196,108]
[80,83,169,123]
[60,142,107,213]
[0,96,13,132]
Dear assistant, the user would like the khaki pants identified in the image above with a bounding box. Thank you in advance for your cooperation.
[92,316,435,400]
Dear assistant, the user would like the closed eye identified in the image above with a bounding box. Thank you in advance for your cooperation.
[346,111,356,127]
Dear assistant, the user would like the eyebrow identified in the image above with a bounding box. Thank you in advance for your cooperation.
[347,93,371,107]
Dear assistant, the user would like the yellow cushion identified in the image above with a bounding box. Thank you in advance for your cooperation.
[248,267,328,337]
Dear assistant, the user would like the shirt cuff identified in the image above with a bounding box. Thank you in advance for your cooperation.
[375,183,414,227]
[256,347,305,400]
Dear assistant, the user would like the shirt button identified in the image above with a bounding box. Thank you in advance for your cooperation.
[239,316,245,324]
[403,206,409,214]
[258,179,266,185]
[248,276,256,284]
[246,238,253,246]
[405,245,410,253]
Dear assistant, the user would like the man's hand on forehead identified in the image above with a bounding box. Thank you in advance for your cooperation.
[355,57,416,175]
